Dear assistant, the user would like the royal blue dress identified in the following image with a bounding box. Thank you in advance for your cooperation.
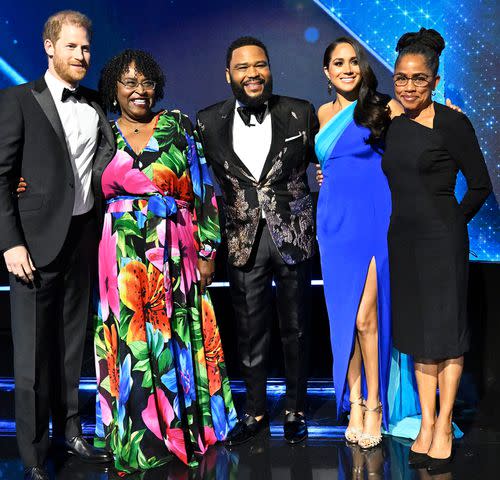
[315,102,422,436]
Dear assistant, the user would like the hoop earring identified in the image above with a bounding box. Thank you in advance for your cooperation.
[328,80,333,95]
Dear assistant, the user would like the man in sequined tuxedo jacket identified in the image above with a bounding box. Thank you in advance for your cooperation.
[197,37,319,446]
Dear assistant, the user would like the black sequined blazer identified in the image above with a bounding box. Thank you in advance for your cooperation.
[197,95,319,267]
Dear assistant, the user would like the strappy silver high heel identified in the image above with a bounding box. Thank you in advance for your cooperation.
[345,396,364,443]
[358,401,383,449]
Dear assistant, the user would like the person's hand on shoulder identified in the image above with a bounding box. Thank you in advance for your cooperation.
[16,177,27,196]
[315,164,324,187]
[445,98,463,113]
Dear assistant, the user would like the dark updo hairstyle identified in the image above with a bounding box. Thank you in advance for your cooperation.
[323,37,390,146]
[99,49,166,113]
[395,28,445,75]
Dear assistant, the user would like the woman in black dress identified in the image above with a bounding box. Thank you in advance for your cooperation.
[382,29,492,470]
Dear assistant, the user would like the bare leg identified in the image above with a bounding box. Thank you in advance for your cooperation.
[348,258,382,444]
[428,356,463,459]
[412,359,438,453]
[356,258,381,440]
[346,337,364,435]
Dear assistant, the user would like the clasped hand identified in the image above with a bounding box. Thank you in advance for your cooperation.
[198,258,215,294]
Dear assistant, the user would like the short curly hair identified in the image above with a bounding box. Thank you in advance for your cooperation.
[98,49,166,113]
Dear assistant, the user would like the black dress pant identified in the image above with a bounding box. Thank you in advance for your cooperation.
[227,221,311,416]
[9,211,97,467]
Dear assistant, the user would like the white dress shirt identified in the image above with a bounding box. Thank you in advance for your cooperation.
[232,100,272,182]
[44,70,99,215]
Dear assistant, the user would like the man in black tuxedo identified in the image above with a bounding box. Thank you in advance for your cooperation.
[197,37,319,445]
[0,11,113,480]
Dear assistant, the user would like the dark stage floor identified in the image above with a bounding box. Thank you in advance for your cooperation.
[0,379,499,480]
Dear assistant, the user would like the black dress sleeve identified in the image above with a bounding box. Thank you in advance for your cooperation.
[442,112,492,222]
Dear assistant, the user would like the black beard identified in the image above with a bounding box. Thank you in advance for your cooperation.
[230,75,273,107]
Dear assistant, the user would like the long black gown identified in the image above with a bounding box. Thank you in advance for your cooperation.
[382,103,492,359]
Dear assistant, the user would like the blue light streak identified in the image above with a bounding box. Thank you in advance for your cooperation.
[0,377,335,394]
[0,56,26,85]
[313,0,393,71]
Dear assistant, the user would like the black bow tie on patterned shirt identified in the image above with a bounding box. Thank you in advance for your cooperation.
[237,104,267,126]
[61,87,83,102]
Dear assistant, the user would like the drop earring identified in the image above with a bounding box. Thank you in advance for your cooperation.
[328,80,333,95]
[113,99,117,106]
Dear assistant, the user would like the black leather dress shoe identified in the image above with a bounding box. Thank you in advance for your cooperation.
[226,413,270,446]
[64,435,113,463]
[24,466,49,480]
[284,412,308,444]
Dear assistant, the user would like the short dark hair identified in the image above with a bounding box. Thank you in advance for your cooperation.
[98,49,166,113]
[226,36,270,68]
[395,28,445,76]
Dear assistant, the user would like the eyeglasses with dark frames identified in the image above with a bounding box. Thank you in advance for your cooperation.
[118,79,156,90]
[393,74,433,87]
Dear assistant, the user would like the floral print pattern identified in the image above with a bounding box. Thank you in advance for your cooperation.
[94,111,236,472]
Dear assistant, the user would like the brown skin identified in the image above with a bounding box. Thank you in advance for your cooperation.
[324,42,362,102]
[394,53,440,127]
[225,45,271,99]
[314,46,462,445]
[316,49,460,186]
[15,61,216,292]
[226,45,302,420]
[115,62,216,293]
[319,42,385,444]
[395,53,459,461]
[115,63,157,155]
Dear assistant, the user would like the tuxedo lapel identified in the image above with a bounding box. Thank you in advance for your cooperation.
[259,96,289,181]
[218,99,254,180]
[31,77,70,162]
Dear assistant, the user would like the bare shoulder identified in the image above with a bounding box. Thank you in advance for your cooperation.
[318,102,334,127]
[387,99,404,118]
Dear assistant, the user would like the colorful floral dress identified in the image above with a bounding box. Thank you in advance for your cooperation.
[94,110,236,472]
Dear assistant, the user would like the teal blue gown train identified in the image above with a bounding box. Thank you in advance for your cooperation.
[315,102,422,436]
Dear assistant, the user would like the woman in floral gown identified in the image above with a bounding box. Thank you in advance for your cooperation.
[94,50,236,472]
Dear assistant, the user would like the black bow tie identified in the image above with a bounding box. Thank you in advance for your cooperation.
[237,104,267,126]
[61,87,83,102]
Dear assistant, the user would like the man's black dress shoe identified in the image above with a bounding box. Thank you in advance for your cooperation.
[408,448,429,468]
[284,412,308,444]
[64,435,113,463]
[226,413,270,446]
[24,466,49,480]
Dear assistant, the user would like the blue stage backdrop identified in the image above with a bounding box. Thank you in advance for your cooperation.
[0,0,498,261]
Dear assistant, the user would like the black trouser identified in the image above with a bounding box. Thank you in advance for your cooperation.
[227,221,311,417]
[9,211,97,467]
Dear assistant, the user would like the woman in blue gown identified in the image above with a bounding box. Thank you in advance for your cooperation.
[315,37,421,448]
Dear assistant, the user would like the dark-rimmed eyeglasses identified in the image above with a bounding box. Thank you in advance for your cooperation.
[118,79,156,90]
[393,74,432,87]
